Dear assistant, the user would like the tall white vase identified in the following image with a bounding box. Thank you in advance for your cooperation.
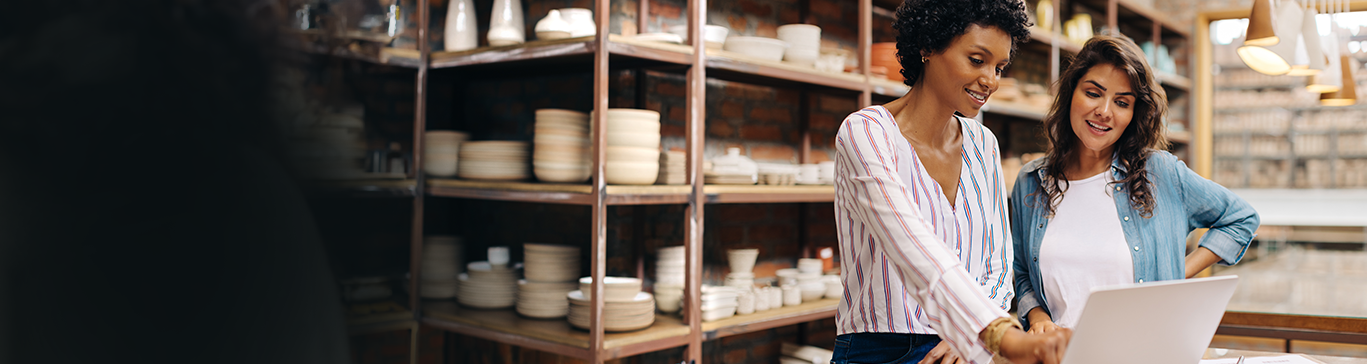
[488,0,525,46]
[444,0,478,51]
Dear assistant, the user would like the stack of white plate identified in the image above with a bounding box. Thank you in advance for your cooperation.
[777,24,821,66]
[533,109,592,183]
[458,141,530,180]
[517,243,581,319]
[655,246,685,313]
[818,161,835,184]
[605,109,661,185]
[797,260,826,302]
[567,290,656,332]
[656,150,686,185]
[516,280,578,319]
[798,164,822,185]
[457,261,519,309]
[420,235,462,299]
[424,131,469,178]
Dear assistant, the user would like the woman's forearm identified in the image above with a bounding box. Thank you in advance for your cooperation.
[1026,307,1052,326]
[1184,246,1222,278]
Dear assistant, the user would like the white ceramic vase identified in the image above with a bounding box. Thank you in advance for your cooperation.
[488,0,524,46]
[559,8,596,37]
[444,0,478,51]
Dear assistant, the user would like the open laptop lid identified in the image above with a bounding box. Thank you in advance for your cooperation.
[1060,275,1239,364]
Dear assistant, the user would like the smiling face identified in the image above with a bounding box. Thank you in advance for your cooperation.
[1068,63,1136,157]
[919,24,1013,118]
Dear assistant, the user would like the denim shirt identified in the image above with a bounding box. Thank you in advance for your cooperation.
[1009,150,1259,328]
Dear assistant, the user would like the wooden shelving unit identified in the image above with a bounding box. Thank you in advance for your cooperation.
[296,0,1197,363]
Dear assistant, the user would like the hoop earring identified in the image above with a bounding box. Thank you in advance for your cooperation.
[921,56,928,64]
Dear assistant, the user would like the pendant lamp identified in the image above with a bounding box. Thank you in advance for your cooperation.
[1320,55,1358,106]
[1287,3,1325,75]
[1244,0,1280,46]
[1307,32,1343,92]
[1238,0,1306,75]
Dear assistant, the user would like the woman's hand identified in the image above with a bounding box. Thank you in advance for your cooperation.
[997,327,1073,364]
[918,341,964,364]
[1025,307,1059,334]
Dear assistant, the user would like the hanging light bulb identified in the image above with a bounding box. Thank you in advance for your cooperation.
[1245,0,1280,46]
[1288,0,1326,75]
[1320,53,1358,105]
[1239,0,1307,75]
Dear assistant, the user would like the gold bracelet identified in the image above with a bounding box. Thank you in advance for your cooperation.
[983,317,1023,354]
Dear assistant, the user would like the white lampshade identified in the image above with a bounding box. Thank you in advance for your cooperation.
[1308,32,1343,93]
[1238,0,1306,75]
[1288,7,1325,75]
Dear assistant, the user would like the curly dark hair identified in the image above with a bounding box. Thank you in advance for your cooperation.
[1036,35,1169,218]
[892,0,1033,87]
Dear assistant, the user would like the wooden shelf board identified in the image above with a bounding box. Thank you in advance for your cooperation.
[1026,27,1082,54]
[704,184,834,204]
[429,36,596,69]
[1167,130,1192,144]
[870,77,909,99]
[426,179,693,205]
[701,298,838,340]
[1157,70,1192,91]
[422,301,690,359]
[705,48,868,94]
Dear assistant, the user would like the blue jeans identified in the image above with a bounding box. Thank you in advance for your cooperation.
[831,333,942,364]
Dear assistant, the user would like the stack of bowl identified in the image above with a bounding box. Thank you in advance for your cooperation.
[568,277,655,331]
[655,246,685,313]
[777,24,821,67]
[818,161,836,184]
[457,261,519,309]
[724,36,789,62]
[517,243,581,319]
[700,285,740,322]
[605,109,661,185]
[656,150,686,185]
[533,109,592,183]
[459,141,530,180]
[797,258,826,302]
[424,131,469,178]
[823,274,842,299]
[725,248,758,289]
[420,235,463,299]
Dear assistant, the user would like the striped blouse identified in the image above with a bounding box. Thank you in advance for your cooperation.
[833,106,1014,363]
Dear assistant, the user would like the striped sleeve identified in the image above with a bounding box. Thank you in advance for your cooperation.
[834,111,1009,364]
[980,126,1015,311]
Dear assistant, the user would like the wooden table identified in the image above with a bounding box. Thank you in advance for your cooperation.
[1205,348,1367,363]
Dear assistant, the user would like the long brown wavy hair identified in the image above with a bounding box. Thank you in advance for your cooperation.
[1037,35,1169,218]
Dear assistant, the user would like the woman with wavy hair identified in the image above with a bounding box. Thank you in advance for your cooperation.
[1010,35,1259,334]
[834,0,1071,363]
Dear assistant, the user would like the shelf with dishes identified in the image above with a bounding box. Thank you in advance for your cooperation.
[425,179,842,205]
[422,301,690,360]
[701,298,839,340]
[1071,0,1191,39]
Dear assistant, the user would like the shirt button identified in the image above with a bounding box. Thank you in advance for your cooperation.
[1124,216,1130,221]
[1038,224,1043,228]
[1134,246,1140,251]
[1115,186,1121,191]
[1034,257,1038,262]
[1139,279,1144,283]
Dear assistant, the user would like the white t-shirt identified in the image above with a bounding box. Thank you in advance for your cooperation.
[1038,170,1134,328]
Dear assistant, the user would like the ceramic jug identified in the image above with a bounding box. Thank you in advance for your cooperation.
[444,0,478,51]
[487,0,524,46]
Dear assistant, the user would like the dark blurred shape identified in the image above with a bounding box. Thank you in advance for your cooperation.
[0,0,348,363]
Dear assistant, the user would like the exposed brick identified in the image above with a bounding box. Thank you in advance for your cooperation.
[753,341,781,358]
[727,15,747,35]
[647,99,664,114]
[655,221,676,235]
[820,95,858,113]
[750,223,796,242]
[716,204,768,224]
[750,106,792,123]
[661,123,686,137]
[810,114,841,131]
[772,204,799,220]
[740,125,783,141]
[549,78,583,94]
[808,222,837,238]
[752,261,783,278]
[668,106,686,122]
[649,1,682,19]
[773,237,801,257]
[749,144,795,162]
[722,330,771,348]
[739,0,773,17]
[708,120,736,137]
[720,100,745,119]
[657,82,686,98]
[776,89,800,105]
[723,348,748,364]
[811,0,841,19]
[717,225,745,243]
[780,8,802,24]
[755,21,779,38]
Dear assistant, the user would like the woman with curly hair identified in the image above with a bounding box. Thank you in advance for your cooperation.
[834,0,1070,363]
[1010,36,1258,334]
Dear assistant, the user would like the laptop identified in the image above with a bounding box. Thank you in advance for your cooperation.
[1060,275,1240,364]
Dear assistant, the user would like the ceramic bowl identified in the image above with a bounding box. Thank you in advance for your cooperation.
[606,109,661,133]
[606,146,660,162]
[727,249,759,273]
[605,161,659,185]
[724,36,788,62]
[605,131,661,149]
[776,24,821,49]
